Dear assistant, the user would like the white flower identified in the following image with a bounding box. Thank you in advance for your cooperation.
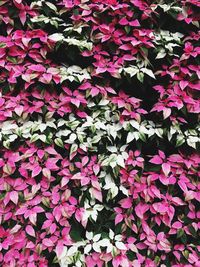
[84,232,102,254]
[58,241,86,267]
[103,174,118,200]
[82,199,104,223]
[98,229,127,255]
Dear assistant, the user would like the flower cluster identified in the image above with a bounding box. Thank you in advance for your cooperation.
[0,0,199,266]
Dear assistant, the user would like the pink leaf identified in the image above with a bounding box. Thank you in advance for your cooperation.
[172,222,182,229]
[163,108,171,119]
[10,191,18,205]
[71,172,82,180]
[29,213,37,225]
[119,44,132,51]
[32,165,42,177]
[56,242,64,257]
[123,55,136,61]
[28,64,46,72]
[91,87,99,97]
[82,156,89,167]
[135,203,149,219]
[120,198,132,209]
[81,176,90,186]
[0,98,5,107]
[130,19,140,26]
[159,175,169,185]
[93,164,100,175]
[180,80,188,90]
[115,214,123,225]
[162,163,171,176]
[26,225,35,237]
[149,155,163,165]
[119,17,129,25]
[42,73,52,83]
[71,98,80,107]
[42,238,54,247]
[77,111,87,118]
[91,188,102,202]
[19,11,26,25]
[42,168,51,179]
[14,105,23,116]
[37,149,45,159]
[15,206,27,215]
[50,223,57,234]
[61,176,69,187]
[185,190,195,201]
[178,181,187,192]
[42,220,53,229]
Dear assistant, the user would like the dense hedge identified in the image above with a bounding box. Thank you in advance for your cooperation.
[0,0,200,266]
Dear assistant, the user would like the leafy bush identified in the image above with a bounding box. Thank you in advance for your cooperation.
[0,0,199,266]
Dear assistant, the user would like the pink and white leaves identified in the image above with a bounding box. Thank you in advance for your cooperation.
[0,0,199,266]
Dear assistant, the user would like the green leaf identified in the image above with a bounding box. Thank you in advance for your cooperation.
[125,26,131,34]
[137,72,144,83]
[181,233,187,244]
[188,225,197,237]
[0,42,6,48]
[6,56,18,64]
[176,136,185,147]
[70,143,78,155]
[55,138,64,148]
[70,227,82,241]
[30,134,39,143]
[138,132,146,142]
[177,229,184,238]
[182,250,189,259]
[73,9,79,16]
[154,256,160,264]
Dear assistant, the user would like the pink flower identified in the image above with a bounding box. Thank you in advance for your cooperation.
[144,232,171,252]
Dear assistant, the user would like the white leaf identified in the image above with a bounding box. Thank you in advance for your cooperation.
[120,185,129,196]
[127,132,135,143]
[141,68,156,79]
[107,146,118,153]
[109,229,114,240]
[115,234,122,241]
[163,108,171,119]
[49,33,64,42]
[123,66,139,77]
[98,239,110,247]
[91,213,97,221]
[130,120,140,129]
[86,231,93,240]
[45,2,57,12]
[110,185,118,199]
[39,134,46,142]
[98,99,110,106]
[67,246,77,256]
[84,244,92,254]
[115,241,127,250]
[93,234,101,242]
[9,134,18,142]
[69,133,77,143]
[156,50,166,59]
[117,155,125,168]
[92,242,101,253]
[106,244,113,254]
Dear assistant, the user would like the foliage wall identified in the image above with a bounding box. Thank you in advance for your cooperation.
[0,0,200,266]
